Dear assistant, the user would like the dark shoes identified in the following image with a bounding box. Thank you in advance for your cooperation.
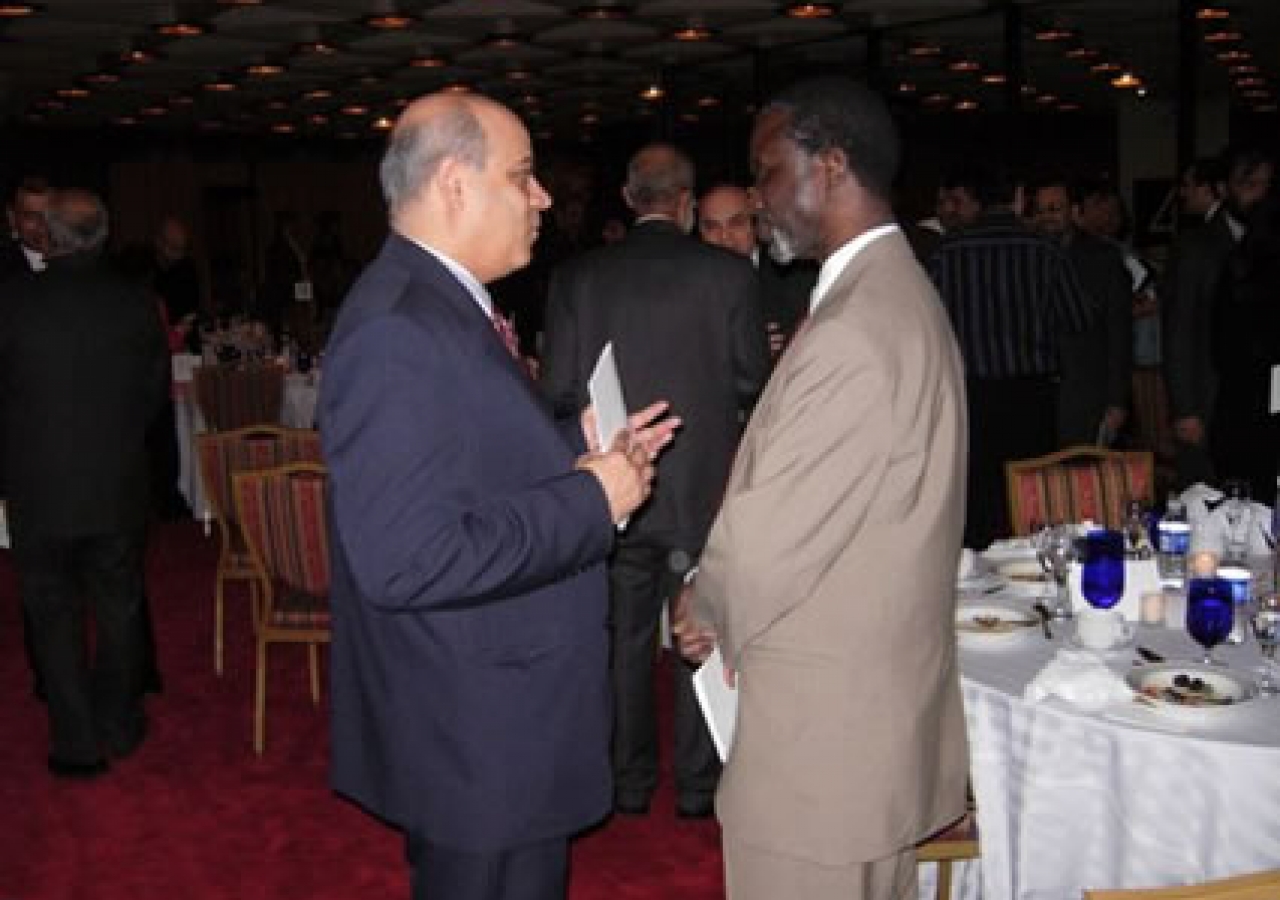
[101,713,149,761]
[48,755,108,780]
[675,794,715,819]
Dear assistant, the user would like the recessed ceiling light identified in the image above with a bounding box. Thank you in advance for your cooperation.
[1204,29,1241,43]
[265,99,289,111]
[304,88,333,101]
[922,92,951,105]
[170,94,194,106]
[373,116,394,130]
[784,2,836,19]
[35,98,65,110]
[140,105,169,116]
[1236,76,1266,87]
[308,113,330,126]
[947,59,980,73]
[1229,64,1260,75]
[271,123,297,134]
[1091,61,1122,74]
[296,40,338,55]
[1034,27,1074,42]
[114,115,140,126]
[980,72,1006,85]
[1065,46,1099,60]
[505,69,532,81]
[896,81,917,94]
[1195,6,1231,20]
[1111,71,1143,88]
[697,95,720,108]
[364,4,417,30]
[954,99,979,111]
[1035,93,1058,104]
[639,83,664,101]
[672,24,713,42]
[204,78,238,92]
[83,71,121,86]
[341,104,369,116]
[443,83,470,94]
[121,47,163,65]
[484,33,522,50]
[154,20,207,38]
[1241,88,1271,99]
[1216,48,1251,62]
[580,112,599,124]
[410,55,446,68]
[56,86,91,99]
[574,3,629,20]
[1058,102,1081,112]
[906,42,942,57]
[247,62,286,76]
[0,2,40,17]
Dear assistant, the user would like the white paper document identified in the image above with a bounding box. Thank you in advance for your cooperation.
[587,342,630,530]
[587,342,627,451]
[693,647,738,762]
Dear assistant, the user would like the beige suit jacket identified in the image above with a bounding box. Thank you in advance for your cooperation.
[694,229,970,866]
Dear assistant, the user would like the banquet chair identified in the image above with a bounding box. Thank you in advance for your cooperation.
[232,462,331,755]
[1083,869,1280,899]
[1005,446,1155,536]
[196,426,323,674]
[192,361,286,432]
[915,809,979,900]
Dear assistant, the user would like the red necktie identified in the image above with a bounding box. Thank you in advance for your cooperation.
[492,312,522,361]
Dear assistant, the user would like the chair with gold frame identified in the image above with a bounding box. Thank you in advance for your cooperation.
[232,462,331,755]
[1005,446,1155,537]
[1084,870,1280,900]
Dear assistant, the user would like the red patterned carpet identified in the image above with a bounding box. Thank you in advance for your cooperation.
[0,521,724,900]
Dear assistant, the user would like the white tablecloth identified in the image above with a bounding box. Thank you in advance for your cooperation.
[961,610,1280,899]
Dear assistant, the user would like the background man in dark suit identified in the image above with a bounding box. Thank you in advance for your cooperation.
[1,175,52,699]
[0,188,169,778]
[540,146,770,819]
[697,182,815,360]
[0,176,50,281]
[321,92,672,900]
[1029,176,1133,447]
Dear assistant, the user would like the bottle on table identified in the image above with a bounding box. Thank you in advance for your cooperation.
[1156,492,1190,587]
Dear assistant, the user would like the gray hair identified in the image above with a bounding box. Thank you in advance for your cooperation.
[45,188,108,256]
[624,144,695,213]
[379,102,487,216]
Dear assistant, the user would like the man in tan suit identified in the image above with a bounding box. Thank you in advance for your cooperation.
[675,76,970,899]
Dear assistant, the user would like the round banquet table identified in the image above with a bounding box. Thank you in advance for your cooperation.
[958,594,1280,900]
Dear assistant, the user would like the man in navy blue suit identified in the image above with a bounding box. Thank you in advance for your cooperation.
[321,91,677,900]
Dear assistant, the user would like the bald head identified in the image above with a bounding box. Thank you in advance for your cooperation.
[380,90,551,284]
[46,188,108,257]
[623,144,695,226]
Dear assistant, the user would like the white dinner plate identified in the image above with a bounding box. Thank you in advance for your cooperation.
[1126,663,1258,723]
[956,603,1040,648]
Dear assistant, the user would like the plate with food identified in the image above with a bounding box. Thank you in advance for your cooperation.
[1126,663,1257,722]
[994,558,1048,583]
[956,604,1040,648]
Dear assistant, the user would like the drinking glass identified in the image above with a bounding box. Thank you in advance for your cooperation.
[1221,478,1253,564]
[1250,592,1280,695]
[1080,529,1126,610]
[1034,524,1077,620]
[1186,577,1234,665]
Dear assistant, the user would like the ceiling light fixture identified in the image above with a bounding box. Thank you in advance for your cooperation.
[947,59,980,73]
[204,77,238,92]
[1111,71,1143,88]
[442,83,470,94]
[1065,46,1099,60]
[697,95,720,108]
[1058,102,1081,112]
[1204,29,1241,43]
[308,113,330,126]
[154,20,207,38]
[1229,63,1260,74]
[980,72,1006,85]
[271,123,297,134]
[640,82,664,101]
[341,104,369,116]
[373,116,394,130]
[1236,76,1266,87]
[120,46,163,65]
[1194,6,1231,20]
[906,42,942,57]
[297,39,337,55]
[56,86,90,99]
[83,71,121,86]
[1216,48,1251,62]
[1034,26,1074,42]
[954,99,979,111]
[246,61,286,76]
[574,3,629,20]
[672,23,713,42]
[304,88,334,100]
[364,1,416,30]
[0,2,40,16]
[1090,61,1122,74]
[140,104,169,116]
[114,115,140,126]
[784,2,836,19]
[896,81,917,93]
[410,55,446,68]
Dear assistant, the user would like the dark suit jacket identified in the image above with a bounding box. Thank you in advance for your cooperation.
[321,234,617,852]
[757,252,816,346]
[540,219,770,549]
[1056,230,1134,445]
[0,238,38,285]
[1162,211,1239,422]
[0,252,168,539]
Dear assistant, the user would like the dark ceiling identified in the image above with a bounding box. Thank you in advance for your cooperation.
[0,0,1274,142]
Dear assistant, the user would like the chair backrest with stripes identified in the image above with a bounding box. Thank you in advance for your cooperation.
[196,426,323,528]
[232,463,331,600]
[1006,446,1155,536]
[193,362,286,432]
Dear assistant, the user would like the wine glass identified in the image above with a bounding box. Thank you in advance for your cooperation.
[1250,592,1280,695]
[1220,478,1253,564]
[1080,529,1126,610]
[1034,524,1077,620]
[1123,499,1152,560]
[1186,577,1234,666]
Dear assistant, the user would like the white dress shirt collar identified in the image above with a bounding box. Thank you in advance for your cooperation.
[809,223,899,314]
[22,244,46,272]
[402,233,494,319]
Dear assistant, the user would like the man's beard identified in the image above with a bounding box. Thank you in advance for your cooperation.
[767,225,799,265]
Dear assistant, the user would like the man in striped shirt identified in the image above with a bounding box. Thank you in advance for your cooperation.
[929,168,1094,548]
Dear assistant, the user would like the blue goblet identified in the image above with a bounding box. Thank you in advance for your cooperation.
[1186,577,1234,666]
[1081,529,1126,610]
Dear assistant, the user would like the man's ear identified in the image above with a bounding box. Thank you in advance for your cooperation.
[817,146,852,190]
[435,156,468,217]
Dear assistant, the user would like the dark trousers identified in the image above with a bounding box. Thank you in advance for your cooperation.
[965,376,1059,549]
[609,540,720,805]
[405,834,567,900]
[14,531,148,764]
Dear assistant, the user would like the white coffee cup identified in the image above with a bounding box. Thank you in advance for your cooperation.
[1076,608,1135,650]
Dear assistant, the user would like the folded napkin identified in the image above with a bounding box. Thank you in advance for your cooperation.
[1024,649,1134,711]
[957,548,982,581]
[1177,484,1272,554]
[984,536,1035,555]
